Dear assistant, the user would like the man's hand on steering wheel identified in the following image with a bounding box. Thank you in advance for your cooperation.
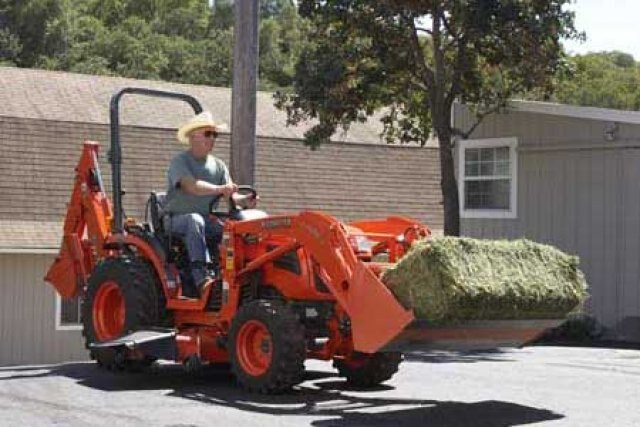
[211,185,259,216]
[219,183,238,198]
[232,190,259,209]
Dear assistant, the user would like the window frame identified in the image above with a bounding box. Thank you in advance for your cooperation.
[458,137,518,219]
[55,294,83,331]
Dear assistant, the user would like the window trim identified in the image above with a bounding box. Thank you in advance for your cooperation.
[458,137,518,219]
[55,294,83,331]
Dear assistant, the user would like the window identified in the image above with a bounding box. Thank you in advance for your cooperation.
[55,294,82,330]
[458,137,517,219]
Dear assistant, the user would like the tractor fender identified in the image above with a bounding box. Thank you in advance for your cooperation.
[105,234,170,300]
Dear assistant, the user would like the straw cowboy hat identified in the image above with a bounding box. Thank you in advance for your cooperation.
[177,111,228,144]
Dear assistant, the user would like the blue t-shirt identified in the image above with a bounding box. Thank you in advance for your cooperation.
[165,151,231,216]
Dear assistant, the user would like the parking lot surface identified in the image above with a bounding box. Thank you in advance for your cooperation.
[0,346,639,426]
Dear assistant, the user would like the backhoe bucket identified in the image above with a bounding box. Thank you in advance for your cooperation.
[45,233,87,298]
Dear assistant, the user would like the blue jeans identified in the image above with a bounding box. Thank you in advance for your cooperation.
[166,213,223,285]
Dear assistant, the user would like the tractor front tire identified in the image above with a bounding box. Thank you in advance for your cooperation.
[229,300,306,393]
[334,352,402,387]
[82,256,165,371]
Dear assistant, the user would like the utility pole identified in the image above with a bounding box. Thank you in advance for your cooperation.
[230,0,259,186]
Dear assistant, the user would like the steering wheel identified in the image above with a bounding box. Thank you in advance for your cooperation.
[210,185,258,218]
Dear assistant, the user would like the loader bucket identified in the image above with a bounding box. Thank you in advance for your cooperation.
[346,262,415,353]
[347,263,561,353]
[345,222,574,353]
[381,319,564,352]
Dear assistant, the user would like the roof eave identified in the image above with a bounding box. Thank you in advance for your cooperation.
[508,100,640,125]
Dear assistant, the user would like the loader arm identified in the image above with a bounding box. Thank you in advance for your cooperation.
[235,211,416,353]
[292,212,415,353]
[45,142,113,298]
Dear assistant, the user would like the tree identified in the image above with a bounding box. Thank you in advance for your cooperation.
[0,0,64,67]
[276,1,581,235]
[260,0,294,19]
[0,1,22,65]
[550,52,640,110]
[0,28,21,65]
[1,0,310,91]
[210,0,234,31]
[258,0,310,90]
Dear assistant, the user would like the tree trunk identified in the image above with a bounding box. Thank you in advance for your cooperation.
[430,10,460,236]
[437,133,460,236]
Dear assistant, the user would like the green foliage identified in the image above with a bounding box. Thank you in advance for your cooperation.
[279,0,581,147]
[0,0,306,90]
[0,27,21,65]
[0,0,63,66]
[550,52,640,110]
[210,0,234,31]
[258,1,310,90]
[260,0,294,19]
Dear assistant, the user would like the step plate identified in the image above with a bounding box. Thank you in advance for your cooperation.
[90,329,177,360]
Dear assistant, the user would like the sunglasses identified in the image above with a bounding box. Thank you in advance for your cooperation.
[203,130,218,139]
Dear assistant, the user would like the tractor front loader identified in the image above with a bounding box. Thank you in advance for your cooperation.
[45,88,559,393]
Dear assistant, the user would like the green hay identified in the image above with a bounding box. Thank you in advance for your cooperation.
[381,237,589,324]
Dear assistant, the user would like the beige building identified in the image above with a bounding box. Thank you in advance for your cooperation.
[455,101,640,342]
[0,67,443,366]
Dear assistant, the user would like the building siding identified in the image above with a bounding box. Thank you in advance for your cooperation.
[455,105,640,341]
[0,254,87,365]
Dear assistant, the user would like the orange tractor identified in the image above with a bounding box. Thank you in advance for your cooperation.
[46,89,557,393]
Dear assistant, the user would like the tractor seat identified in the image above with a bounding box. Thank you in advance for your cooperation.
[147,192,188,260]
[147,191,187,242]
[146,192,215,246]
[148,191,169,235]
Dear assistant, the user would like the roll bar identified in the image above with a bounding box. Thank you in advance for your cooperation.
[109,88,203,234]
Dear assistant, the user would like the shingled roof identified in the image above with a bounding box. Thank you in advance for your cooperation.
[0,66,390,144]
[0,67,443,251]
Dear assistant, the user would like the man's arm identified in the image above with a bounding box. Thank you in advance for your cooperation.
[179,176,237,197]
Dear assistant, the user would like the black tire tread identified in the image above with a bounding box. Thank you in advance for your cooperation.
[229,300,306,394]
[81,256,165,372]
[334,352,402,387]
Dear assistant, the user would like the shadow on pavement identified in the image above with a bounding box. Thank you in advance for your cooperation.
[0,362,563,426]
[403,348,515,364]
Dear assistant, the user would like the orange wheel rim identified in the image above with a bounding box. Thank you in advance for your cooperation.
[236,320,273,376]
[93,281,125,341]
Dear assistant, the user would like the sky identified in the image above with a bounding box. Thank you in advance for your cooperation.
[562,0,640,59]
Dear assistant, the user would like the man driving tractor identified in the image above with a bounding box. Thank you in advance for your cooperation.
[44,88,579,393]
[165,112,257,293]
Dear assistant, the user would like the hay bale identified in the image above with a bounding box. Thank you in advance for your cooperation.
[381,237,588,324]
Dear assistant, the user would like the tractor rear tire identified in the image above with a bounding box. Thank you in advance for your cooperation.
[229,300,306,393]
[334,352,402,387]
[82,256,165,371]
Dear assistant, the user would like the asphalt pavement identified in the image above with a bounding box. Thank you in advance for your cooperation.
[0,345,638,426]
